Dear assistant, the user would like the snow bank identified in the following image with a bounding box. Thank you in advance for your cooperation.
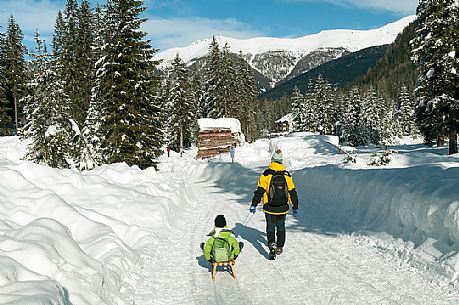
[0,139,199,304]
[0,136,27,162]
[168,133,459,281]
[296,164,459,277]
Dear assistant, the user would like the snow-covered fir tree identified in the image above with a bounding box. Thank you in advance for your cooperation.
[0,28,10,135]
[5,15,26,133]
[97,0,163,169]
[363,85,382,144]
[21,32,51,163]
[291,86,303,131]
[203,37,223,118]
[302,79,316,132]
[74,0,95,126]
[167,53,197,155]
[52,11,65,58]
[313,75,334,134]
[219,43,239,118]
[53,0,94,128]
[189,71,204,142]
[397,85,417,136]
[345,86,364,146]
[412,0,459,153]
[379,96,396,146]
[22,31,77,168]
[333,91,347,138]
[289,73,405,146]
[199,38,262,138]
[235,52,260,139]
[79,4,105,170]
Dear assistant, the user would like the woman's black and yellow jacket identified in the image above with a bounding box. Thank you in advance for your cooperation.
[251,162,299,215]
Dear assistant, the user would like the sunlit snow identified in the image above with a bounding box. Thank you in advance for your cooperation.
[0,132,458,304]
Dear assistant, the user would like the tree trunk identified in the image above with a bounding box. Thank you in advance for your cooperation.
[13,90,18,134]
[449,130,458,155]
[180,125,183,157]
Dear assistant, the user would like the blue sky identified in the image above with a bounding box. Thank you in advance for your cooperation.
[0,0,418,52]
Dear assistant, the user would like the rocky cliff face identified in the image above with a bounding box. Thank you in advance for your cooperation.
[238,47,349,91]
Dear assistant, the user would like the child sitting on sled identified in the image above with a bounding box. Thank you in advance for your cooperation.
[200,215,244,263]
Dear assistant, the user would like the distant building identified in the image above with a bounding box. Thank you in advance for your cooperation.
[274,113,294,133]
[196,118,244,159]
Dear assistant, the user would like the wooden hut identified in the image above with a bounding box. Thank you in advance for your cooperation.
[196,118,243,159]
[274,113,293,133]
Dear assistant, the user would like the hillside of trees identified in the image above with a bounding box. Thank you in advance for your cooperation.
[259,45,388,101]
[352,20,418,100]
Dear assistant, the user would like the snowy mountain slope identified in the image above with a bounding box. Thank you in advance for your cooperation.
[261,45,388,100]
[155,16,416,86]
[1,133,459,304]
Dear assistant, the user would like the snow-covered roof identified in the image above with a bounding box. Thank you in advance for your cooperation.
[198,118,241,133]
[275,113,294,124]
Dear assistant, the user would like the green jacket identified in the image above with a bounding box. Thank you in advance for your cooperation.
[203,228,241,261]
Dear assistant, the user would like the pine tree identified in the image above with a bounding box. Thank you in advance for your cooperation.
[5,15,26,134]
[363,86,382,144]
[397,85,416,136]
[55,0,86,128]
[412,0,459,153]
[291,86,303,131]
[302,79,315,132]
[42,5,80,168]
[188,71,202,144]
[220,43,238,118]
[0,27,10,135]
[333,92,347,137]
[236,51,260,139]
[52,11,65,59]
[379,96,396,146]
[347,86,364,146]
[22,31,75,168]
[80,4,106,170]
[167,53,196,156]
[98,0,163,169]
[74,0,95,126]
[313,75,334,134]
[22,31,51,163]
[203,36,223,118]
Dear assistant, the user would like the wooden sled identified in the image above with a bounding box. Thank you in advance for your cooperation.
[211,260,236,281]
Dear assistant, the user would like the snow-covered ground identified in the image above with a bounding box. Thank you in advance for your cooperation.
[0,133,458,304]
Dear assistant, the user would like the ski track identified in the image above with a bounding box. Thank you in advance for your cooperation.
[129,171,459,305]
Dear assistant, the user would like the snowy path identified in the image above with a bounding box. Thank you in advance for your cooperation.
[130,166,458,305]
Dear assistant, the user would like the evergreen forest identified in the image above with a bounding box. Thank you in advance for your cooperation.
[0,0,457,171]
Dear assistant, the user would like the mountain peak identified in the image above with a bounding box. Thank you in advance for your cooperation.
[154,15,416,88]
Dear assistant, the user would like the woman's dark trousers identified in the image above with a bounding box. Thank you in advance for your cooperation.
[265,213,286,248]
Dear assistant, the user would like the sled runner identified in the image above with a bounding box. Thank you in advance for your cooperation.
[211,260,236,280]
